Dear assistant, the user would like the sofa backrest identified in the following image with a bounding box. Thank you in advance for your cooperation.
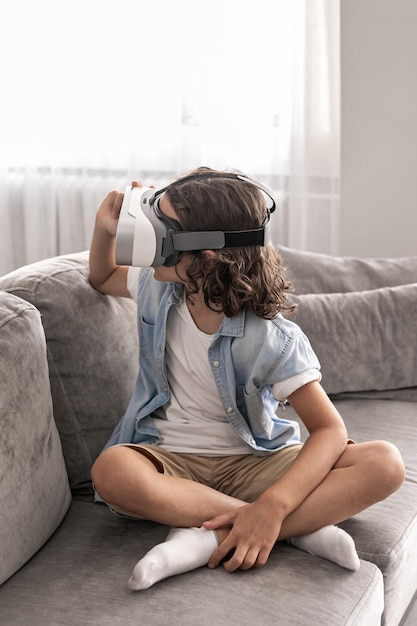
[279,245,417,294]
[1,247,416,491]
[0,252,138,493]
[279,246,417,396]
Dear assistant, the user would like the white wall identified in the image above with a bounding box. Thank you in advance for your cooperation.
[340,0,417,257]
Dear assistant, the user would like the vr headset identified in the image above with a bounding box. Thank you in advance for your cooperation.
[115,172,276,268]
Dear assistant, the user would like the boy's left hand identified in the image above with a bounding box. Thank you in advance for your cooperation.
[203,501,283,572]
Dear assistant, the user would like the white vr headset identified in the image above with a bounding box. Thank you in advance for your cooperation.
[115,172,276,268]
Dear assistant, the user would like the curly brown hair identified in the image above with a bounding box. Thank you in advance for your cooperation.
[166,167,293,320]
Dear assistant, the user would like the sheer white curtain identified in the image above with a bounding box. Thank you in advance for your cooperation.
[0,0,339,275]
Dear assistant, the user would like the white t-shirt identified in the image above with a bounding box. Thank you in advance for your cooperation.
[127,267,320,454]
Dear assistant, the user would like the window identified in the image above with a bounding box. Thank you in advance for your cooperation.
[0,0,340,274]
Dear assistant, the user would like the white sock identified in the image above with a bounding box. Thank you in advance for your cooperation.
[287,525,360,571]
[128,526,219,590]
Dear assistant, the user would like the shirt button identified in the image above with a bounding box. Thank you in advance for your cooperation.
[213,360,220,367]
[226,407,233,414]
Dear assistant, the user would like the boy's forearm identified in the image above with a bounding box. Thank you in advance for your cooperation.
[259,380,348,518]
[88,220,118,291]
[257,425,347,518]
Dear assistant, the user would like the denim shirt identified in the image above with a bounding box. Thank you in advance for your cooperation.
[104,269,321,456]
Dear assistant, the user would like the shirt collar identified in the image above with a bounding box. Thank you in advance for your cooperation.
[169,282,246,337]
[218,309,246,337]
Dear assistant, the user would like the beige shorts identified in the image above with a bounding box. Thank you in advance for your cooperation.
[109,443,303,518]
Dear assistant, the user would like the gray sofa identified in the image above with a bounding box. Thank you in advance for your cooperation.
[0,247,416,626]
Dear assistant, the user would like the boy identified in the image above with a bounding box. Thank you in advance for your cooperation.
[90,169,404,589]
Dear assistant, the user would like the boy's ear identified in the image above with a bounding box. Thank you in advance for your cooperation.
[202,250,217,259]
[201,249,217,272]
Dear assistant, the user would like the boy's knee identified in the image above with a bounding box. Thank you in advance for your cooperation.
[91,445,158,505]
[91,446,123,499]
[370,441,405,495]
[91,452,104,488]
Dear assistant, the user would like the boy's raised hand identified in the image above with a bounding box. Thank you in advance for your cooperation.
[89,181,144,297]
[96,181,143,237]
[95,190,124,237]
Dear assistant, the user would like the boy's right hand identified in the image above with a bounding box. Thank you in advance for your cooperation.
[96,190,124,237]
[95,181,143,237]
[89,181,144,297]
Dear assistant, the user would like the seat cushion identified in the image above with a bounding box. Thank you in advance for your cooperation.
[286,397,417,626]
[0,253,139,493]
[0,500,384,626]
[0,291,71,585]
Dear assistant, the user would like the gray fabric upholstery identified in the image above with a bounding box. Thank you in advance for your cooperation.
[0,249,416,625]
[287,283,417,394]
[279,245,417,394]
[0,253,138,493]
[0,291,71,585]
[279,245,417,294]
[0,501,384,626]
[287,398,417,626]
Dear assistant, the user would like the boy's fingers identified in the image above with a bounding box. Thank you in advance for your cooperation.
[203,510,236,530]
[208,541,234,569]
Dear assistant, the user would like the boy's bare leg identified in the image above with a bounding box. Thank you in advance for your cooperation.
[206,440,404,572]
[92,446,244,526]
[92,441,404,587]
[92,446,243,590]
[92,441,403,532]
[279,440,404,537]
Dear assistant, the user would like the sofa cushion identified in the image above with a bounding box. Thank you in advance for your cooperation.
[287,283,417,394]
[0,500,384,626]
[287,397,417,626]
[0,253,138,493]
[279,245,417,294]
[0,291,71,585]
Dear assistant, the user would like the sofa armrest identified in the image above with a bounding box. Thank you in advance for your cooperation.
[0,292,71,585]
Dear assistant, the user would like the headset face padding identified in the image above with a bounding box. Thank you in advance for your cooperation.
[151,197,183,266]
